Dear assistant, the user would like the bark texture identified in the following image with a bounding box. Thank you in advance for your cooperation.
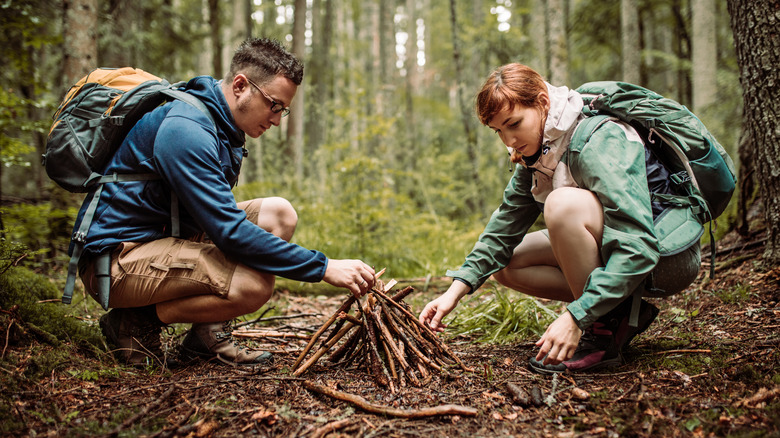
[727,0,780,262]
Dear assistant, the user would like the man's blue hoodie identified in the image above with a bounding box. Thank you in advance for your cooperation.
[71,76,328,282]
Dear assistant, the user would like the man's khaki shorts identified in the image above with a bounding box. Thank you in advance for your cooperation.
[80,199,263,308]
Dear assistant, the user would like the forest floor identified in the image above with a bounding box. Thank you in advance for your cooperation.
[2,227,779,438]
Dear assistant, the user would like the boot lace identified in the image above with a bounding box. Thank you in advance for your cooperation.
[215,320,250,352]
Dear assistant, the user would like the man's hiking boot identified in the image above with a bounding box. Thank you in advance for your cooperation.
[99,308,171,367]
[528,321,622,374]
[180,321,273,366]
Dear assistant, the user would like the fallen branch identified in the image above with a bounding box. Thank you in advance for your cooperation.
[651,349,711,355]
[232,330,311,340]
[302,380,478,418]
[310,418,355,438]
[738,386,780,408]
[506,382,531,406]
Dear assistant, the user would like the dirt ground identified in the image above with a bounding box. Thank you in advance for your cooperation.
[3,228,779,437]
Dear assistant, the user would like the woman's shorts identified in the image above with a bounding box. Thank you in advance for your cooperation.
[80,199,264,308]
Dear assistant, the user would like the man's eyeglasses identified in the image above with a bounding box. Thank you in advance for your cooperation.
[245,77,291,117]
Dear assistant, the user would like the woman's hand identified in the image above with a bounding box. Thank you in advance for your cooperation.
[418,281,471,332]
[535,311,583,365]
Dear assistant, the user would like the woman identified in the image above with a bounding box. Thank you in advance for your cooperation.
[419,63,701,374]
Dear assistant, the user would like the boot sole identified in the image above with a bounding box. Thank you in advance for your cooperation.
[528,355,623,375]
[179,345,273,367]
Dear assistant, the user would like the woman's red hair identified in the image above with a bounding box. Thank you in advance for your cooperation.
[475,63,548,126]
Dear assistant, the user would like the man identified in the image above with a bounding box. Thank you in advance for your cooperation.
[75,38,376,367]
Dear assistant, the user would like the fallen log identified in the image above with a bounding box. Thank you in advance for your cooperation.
[302,380,478,418]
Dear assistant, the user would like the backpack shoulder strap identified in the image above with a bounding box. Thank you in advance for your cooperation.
[160,88,215,127]
[568,115,613,154]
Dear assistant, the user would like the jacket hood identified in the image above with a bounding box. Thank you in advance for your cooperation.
[542,82,583,144]
[184,76,245,147]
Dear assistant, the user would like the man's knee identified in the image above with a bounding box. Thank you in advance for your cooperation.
[258,197,297,241]
[231,269,275,313]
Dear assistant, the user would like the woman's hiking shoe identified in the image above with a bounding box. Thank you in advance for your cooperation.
[528,322,622,374]
[99,308,169,367]
[180,321,273,366]
[614,299,660,350]
[527,298,660,374]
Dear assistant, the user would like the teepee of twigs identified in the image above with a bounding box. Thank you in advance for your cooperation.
[291,271,473,392]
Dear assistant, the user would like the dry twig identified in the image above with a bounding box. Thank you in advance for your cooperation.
[303,381,478,418]
[291,274,472,389]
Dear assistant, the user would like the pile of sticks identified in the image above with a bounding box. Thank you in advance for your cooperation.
[291,274,472,392]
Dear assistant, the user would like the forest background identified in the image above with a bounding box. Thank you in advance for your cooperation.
[0,0,752,285]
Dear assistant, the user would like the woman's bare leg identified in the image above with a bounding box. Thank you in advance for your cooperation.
[544,187,604,300]
[492,231,573,302]
[493,187,604,302]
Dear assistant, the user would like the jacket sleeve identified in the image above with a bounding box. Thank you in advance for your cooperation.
[565,121,659,328]
[446,166,540,291]
[152,113,328,283]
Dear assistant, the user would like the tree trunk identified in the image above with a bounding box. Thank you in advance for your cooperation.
[63,0,97,83]
[207,0,222,77]
[101,0,137,67]
[727,0,780,262]
[404,0,417,172]
[288,0,306,180]
[621,0,641,84]
[546,0,568,85]
[531,0,548,77]
[306,0,330,157]
[449,0,483,212]
[58,0,98,259]
[692,0,717,111]
[671,0,692,105]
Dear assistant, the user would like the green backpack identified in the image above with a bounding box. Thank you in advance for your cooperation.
[571,81,737,277]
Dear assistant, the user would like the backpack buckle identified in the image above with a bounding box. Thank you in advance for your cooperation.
[73,231,87,244]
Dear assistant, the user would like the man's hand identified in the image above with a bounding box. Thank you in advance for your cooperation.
[534,311,583,365]
[418,281,470,332]
[322,259,376,298]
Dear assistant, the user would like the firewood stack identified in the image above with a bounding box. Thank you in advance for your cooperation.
[291,273,472,392]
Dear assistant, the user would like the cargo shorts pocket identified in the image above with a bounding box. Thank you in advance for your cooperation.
[113,237,235,303]
[115,237,198,279]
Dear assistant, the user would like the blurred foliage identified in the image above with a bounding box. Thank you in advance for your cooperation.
[0,88,37,167]
[2,202,75,268]
[0,0,745,322]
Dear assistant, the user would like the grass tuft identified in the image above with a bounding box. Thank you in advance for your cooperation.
[446,283,558,344]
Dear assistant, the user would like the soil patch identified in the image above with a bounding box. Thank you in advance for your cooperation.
[2,229,779,437]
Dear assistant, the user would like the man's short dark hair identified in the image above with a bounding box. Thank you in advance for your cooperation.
[227,38,304,86]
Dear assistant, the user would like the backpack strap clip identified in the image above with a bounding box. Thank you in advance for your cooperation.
[72,231,87,244]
